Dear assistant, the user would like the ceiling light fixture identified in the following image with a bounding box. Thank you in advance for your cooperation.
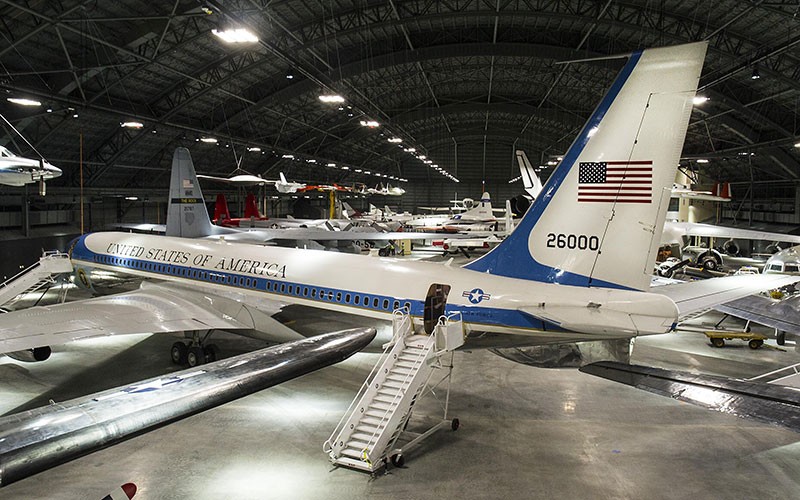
[7,97,41,106]
[696,158,709,163]
[200,137,217,143]
[751,66,760,80]
[247,147,262,152]
[388,137,403,143]
[319,94,345,103]
[359,120,380,128]
[692,96,710,105]
[121,121,144,129]
[211,28,258,43]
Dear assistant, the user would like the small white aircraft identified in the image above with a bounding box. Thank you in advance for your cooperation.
[2,42,795,369]
[0,145,61,193]
[198,171,306,193]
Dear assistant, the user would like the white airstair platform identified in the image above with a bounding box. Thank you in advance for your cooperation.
[324,308,464,472]
[0,251,72,307]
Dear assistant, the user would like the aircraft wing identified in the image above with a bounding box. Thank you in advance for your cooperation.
[580,361,800,433]
[651,274,800,318]
[229,227,448,242]
[668,221,800,244]
[0,281,301,355]
[715,294,800,335]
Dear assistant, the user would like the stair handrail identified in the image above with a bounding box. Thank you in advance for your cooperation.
[323,307,411,455]
[360,330,436,464]
[0,258,43,292]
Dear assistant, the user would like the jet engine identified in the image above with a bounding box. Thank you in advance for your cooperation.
[6,346,52,362]
[509,194,531,217]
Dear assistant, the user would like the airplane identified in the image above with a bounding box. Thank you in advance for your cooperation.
[404,192,499,233]
[2,42,795,373]
[0,145,62,194]
[198,171,306,193]
[508,150,544,216]
[362,184,406,196]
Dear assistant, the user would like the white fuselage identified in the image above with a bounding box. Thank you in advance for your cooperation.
[0,148,62,187]
[71,232,679,348]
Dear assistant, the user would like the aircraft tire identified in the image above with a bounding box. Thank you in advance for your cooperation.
[700,256,720,271]
[171,342,188,364]
[711,338,725,348]
[451,418,460,431]
[204,344,220,362]
[187,346,205,367]
[777,331,786,346]
[390,453,404,467]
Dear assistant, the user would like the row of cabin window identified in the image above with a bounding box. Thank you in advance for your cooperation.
[262,279,410,312]
[98,256,260,289]
[99,255,412,312]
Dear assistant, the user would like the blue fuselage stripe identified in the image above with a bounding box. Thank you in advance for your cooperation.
[71,238,564,333]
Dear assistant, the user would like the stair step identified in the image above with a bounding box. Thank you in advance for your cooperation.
[333,456,375,471]
[366,409,391,419]
[369,401,397,412]
[386,373,411,383]
[382,380,409,390]
[351,432,378,443]
[346,439,370,450]
[374,394,400,404]
[355,423,384,435]
[360,416,385,427]
[340,448,367,459]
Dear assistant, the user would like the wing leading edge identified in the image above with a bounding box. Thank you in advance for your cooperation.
[0,281,304,355]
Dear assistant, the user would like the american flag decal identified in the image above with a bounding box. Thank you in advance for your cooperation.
[182,179,194,189]
[577,161,653,203]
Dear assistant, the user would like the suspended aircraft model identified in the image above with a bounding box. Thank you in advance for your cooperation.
[198,171,306,193]
[0,113,61,195]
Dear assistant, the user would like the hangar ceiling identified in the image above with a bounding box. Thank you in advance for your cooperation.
[0,0,799,194]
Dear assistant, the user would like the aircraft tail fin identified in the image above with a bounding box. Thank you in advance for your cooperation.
[213,193,231,222]
[279,172,288,184]
[465,43,707,291]
[244,192,261,218]
[459,192,493,220]
[515,150,543,200]
[166,148,214,238]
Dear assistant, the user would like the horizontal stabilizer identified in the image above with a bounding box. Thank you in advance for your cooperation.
[651,274,800,318]
[716,294,800,335]
[580,361,800,433]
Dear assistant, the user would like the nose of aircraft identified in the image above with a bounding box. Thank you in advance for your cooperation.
[44,160,62,178]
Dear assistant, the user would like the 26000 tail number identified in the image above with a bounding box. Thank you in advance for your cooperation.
[545,233,599,251]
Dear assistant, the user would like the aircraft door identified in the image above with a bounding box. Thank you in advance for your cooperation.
[423,283,451,335]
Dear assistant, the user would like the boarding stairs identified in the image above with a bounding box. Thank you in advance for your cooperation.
[0,251,72,307]
[324,308,465,472]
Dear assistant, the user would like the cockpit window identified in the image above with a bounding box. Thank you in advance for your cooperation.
[769,264,783,272]
[784,264,799,273]
[0,146,14,158]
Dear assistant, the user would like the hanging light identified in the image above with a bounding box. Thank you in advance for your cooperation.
[751,66,760,80]
[211,28,258,43]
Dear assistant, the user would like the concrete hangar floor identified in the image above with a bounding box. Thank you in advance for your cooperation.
[1,256,800,499]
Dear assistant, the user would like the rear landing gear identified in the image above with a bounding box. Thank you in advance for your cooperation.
[170,331,219,366]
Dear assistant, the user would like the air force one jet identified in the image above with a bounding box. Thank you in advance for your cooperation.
[2,42,796,367]
[0,145,62,189]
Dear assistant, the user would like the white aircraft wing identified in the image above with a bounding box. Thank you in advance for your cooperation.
[197,174,273,185]
[651,274,800,318]
[668,221,800,244]
[0,282,301,355]
[715,294,800,335]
